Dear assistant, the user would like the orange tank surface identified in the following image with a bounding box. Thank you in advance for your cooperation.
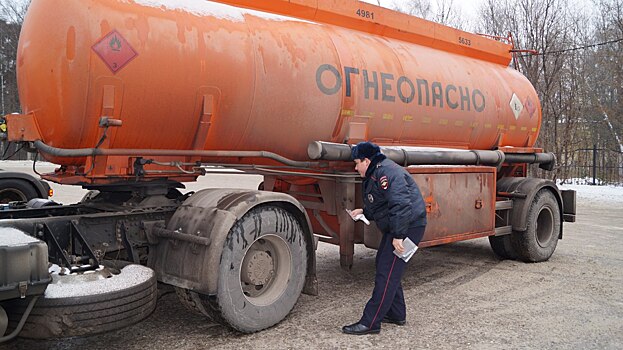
[9,0,541,183]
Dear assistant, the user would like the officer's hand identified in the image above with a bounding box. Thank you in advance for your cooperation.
[393,238,405,254]
[349,208,363,219]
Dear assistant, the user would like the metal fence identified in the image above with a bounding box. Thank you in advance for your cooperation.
[0,141,32,161]
[558,145,623,185]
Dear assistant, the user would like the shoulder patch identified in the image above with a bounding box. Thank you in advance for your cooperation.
[380,175,389,190]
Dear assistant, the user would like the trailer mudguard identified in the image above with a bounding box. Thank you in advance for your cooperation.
[496,177,564,237]
[149,189,317,296]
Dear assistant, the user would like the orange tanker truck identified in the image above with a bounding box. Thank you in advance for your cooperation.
[0,0,575,339]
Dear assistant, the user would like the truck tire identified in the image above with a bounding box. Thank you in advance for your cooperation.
[511,190,561,262]
[2,265,157,339]
[0,305,7,337]
[488,234,518,260]
[0,179,39,204]
[177,205,308,333]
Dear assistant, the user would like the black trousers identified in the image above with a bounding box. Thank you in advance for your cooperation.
[359,225,425,330]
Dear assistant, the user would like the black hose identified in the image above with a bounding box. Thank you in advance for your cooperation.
[0,296,39,343]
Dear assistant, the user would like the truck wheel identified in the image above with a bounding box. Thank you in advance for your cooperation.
[488,234,518,260]
[511,190,561,262]
[2,265,157,339]
[177,205,307,333]
[0,179,39,204]
[0,305,7,337]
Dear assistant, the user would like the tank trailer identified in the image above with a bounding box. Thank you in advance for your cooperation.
[0,0,575,338]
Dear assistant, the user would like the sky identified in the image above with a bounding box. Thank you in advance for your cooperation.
[361,0,484,25]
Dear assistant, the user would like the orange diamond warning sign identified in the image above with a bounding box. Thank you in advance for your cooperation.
[92,30,137,74]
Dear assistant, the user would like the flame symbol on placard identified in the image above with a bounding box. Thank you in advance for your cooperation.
[109,35,122,52]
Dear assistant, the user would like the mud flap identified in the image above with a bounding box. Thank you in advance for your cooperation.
[149,189,317,296]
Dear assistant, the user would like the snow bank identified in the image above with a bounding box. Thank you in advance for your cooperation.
[0,227,40,246]
[44,265,154,299]
[558,183,623,206]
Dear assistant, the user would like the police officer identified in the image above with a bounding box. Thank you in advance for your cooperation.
[342,141,427,335]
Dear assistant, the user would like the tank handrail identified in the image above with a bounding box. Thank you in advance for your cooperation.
[33,140,319,168]
[211,0,512,65]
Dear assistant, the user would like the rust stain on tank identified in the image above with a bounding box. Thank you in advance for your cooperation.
[100,20,111,36]
[176,22,187,44]
[279,33,307,67]
[66,26,76,61]
[124,16,150,47]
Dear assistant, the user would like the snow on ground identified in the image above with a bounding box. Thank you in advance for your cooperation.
[558,183,623,206]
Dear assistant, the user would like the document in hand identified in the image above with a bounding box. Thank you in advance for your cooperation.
[393,237,418,262]
[345,209,370,225]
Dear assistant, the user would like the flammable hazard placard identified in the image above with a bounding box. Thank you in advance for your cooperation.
[92,30,138,74]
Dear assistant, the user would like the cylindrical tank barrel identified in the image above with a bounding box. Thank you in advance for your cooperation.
[16,0,542,167]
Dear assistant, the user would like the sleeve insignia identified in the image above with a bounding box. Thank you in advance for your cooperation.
[380,175,389,190]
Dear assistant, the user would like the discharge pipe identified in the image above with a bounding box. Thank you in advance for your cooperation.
[32,140,319,168]
[308,141,556,170]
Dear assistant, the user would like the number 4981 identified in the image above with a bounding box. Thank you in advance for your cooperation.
[356,9,375,19]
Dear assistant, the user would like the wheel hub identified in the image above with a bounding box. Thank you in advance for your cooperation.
[0,189,26,204]
[241,249,274,286]
[239,234,292,306]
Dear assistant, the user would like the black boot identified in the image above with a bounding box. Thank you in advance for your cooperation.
[382,316,406,326]
[342,322,381,335]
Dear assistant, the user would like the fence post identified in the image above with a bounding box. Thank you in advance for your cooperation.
[592,144,597,185]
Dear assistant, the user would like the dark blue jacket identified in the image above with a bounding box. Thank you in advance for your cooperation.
[362,155,427,239]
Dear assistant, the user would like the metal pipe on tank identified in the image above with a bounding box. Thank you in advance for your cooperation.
[308,141,556,170]
[504,153,556,171]
[308,141,505,166]
[32,140,320,168]
[383,148,506,167]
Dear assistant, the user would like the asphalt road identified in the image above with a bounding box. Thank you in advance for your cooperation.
[1,162,621,350]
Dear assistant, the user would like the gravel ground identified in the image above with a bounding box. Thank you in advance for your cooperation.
[1,162,621,350]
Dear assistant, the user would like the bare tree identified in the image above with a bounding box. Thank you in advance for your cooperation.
[478,0,593,181]
[581,0,623,182]
[393,0,465,29]
[0,0,30,159]
[589,0,623,150]
[0,0,29,54]
[1,0,30,116]
[0,0,30,114]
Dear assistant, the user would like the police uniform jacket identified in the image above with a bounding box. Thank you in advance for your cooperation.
[362,155,427,239]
